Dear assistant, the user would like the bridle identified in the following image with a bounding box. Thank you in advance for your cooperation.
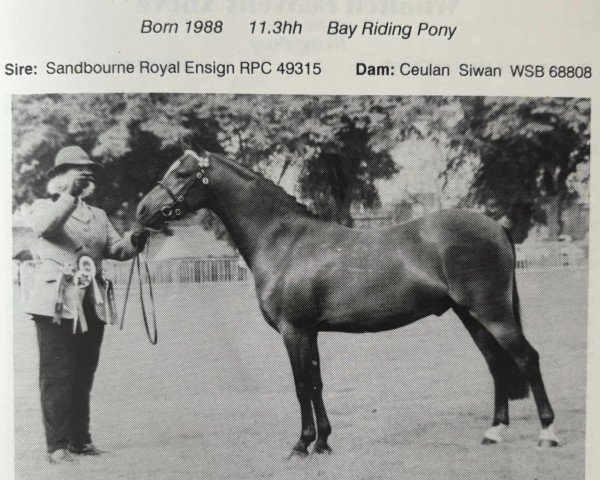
[155,173,201,219]
[120,150,211,344]
[148,150,210,224]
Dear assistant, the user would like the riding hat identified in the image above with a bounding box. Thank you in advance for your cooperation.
[47,146,103,178]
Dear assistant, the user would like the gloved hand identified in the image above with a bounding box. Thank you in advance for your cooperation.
[69,173,94,197]
[131,228,151,252]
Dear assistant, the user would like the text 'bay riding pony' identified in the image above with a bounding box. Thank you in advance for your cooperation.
[136,149,559,457]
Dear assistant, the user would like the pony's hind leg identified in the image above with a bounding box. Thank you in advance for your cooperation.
[453,305,511,444]
[443,227,557,446]
[474,312,558,447]
[519,340,559,448]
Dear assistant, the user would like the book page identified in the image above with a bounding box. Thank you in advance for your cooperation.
[1,1,598,478]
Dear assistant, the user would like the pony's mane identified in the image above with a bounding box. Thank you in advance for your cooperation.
[213,152,321,220]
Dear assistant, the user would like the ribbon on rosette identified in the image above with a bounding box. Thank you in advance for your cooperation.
[52,255,118,332]
[101,270,119,326]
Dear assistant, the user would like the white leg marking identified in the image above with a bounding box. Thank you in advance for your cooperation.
[483,423,507,443]
[538,423,559,447]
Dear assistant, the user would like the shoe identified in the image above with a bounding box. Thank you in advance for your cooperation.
[47,448,76,464]
[67,442,105,456]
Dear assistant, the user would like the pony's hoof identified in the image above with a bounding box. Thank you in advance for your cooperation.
[287,449,309,460]
[481,423,506,445]
[481,437,498,445]
[537,423,559,448]
[313,444,332,455]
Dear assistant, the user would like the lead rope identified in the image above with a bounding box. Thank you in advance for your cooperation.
[119,237,158,345]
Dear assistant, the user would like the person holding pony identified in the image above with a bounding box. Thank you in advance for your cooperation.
[24,146,149,464]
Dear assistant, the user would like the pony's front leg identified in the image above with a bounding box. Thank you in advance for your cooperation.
[309,334,332,454]
[281,323,317,458]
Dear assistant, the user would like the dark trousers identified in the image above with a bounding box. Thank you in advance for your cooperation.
[33,293,104,453]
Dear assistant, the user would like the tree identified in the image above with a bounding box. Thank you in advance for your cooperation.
[189,94,400,226]
[15,95,589,241]
[276,95,450,226]
[13,94,120,206]
[299,115,396,226]
[446,97,590,241]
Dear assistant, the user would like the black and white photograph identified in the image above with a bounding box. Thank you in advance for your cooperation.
[11,93,590,479]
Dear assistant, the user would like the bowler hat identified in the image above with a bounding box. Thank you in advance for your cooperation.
[47,146,103,178]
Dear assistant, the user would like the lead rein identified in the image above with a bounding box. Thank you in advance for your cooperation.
[119,237,158,344]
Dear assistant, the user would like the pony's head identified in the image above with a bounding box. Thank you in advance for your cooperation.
[137,149,212,229]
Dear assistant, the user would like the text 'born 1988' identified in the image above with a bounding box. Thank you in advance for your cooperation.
[140,19,223,34]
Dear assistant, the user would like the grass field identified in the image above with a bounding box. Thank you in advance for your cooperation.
[13,268,587,480]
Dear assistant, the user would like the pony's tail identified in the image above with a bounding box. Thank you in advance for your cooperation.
[502,227,529,400]
[502,227,523,328]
